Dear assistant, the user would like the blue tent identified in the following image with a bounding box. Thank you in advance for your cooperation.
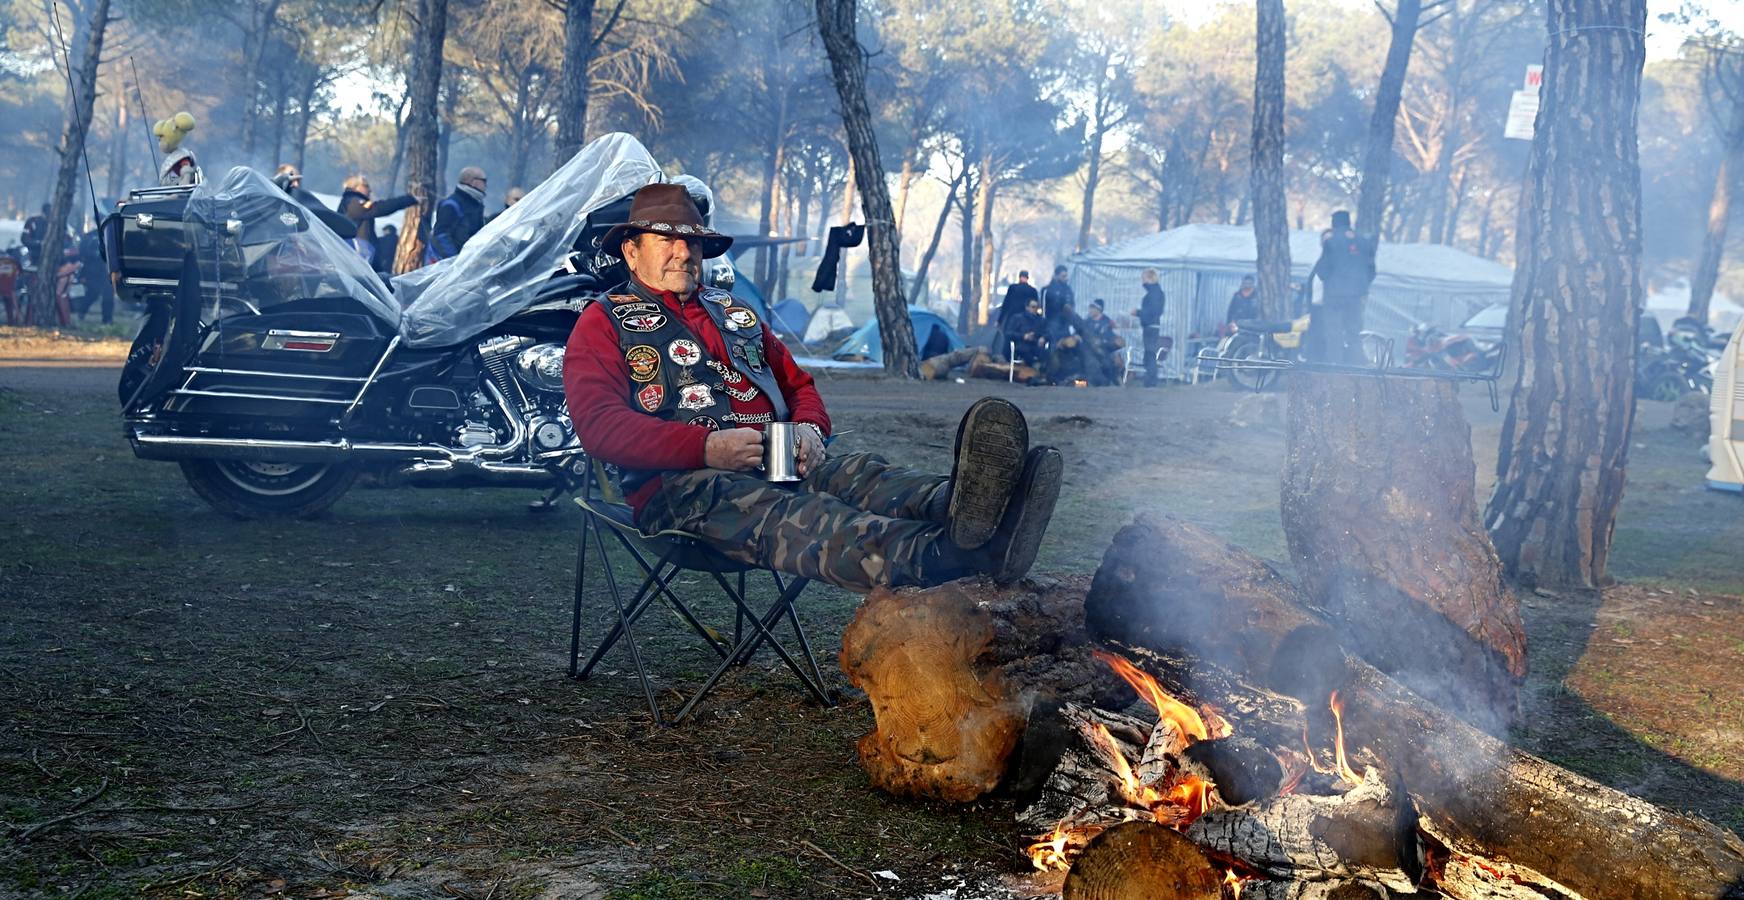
[769,298,812,342]
[832,306,963,364]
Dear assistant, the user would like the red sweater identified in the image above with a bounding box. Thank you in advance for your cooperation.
[563,281,831,512]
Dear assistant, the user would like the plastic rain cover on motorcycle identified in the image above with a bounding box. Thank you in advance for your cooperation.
[391,132,665,348]
[184,167,401,328]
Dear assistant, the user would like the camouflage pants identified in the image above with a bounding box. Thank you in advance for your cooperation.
[636,452,950,592]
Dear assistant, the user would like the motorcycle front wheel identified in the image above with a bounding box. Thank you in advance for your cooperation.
[1225,337,1275,392]
[178,459,359,519]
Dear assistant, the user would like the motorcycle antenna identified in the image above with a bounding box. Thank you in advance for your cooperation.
[129,56,161,172]
[47,0,101,223]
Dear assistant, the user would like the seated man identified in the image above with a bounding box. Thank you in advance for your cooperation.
[1042,298,1094,385]
[563,184,1062,592]
[1002,295,1047,366]
[1079,299,1126,386]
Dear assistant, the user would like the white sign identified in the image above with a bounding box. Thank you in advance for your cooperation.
[1504,89,1540,140]
[1525,64,1544,92]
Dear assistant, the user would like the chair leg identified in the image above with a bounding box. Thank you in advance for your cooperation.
[610,532,730,660]
[672,572,828,723]
[775,574,829,702]
[578,544,680,679]
[590,521,664,726]
[569,514,591,677]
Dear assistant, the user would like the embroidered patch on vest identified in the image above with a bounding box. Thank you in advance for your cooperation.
[610,301,660,318]
[622,312,667,332]
[609,294,641,304]
[678,383,715,410]
[637,383,665,412]
[700,287,733,306]
[625,345,660,383]
[706,360,745,385]
[668,339,701,366]
[722,307,758,330]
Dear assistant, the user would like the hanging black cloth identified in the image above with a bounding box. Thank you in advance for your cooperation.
[810,223,866,293]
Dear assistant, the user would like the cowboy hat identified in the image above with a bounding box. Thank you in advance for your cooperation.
[602,183,733,259]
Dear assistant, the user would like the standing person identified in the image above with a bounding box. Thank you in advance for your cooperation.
[1304,210,1377,363]
[1137,268,1166,387]
[561,183,1063,590]
[337,175,418,267]
[996,271,1039,332]
[1041,265,1074,323]
[22,205,48,269]
[374,225,400,275]
[77,226,112,324]
[429,166,488,261]
[272,165,357,239]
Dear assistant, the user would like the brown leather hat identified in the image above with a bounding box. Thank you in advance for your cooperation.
[602,183,733,259]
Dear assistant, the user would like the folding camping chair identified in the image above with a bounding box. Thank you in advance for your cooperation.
[567,467,834,726]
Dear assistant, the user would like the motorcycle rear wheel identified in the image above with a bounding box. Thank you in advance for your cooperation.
[179,459,359,519]
[1225,337,1275,392]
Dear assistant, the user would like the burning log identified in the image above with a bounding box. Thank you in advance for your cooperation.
[1281,373,1526,732]
[839,575,1122,802]
[1184,768,1418,892]
[1087,514,1744,900]
[1060,821,1224,900]
[1240,881,1390,900]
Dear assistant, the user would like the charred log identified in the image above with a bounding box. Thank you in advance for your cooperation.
[1090,514,1744,900]
[1183,737,1283,807]
[1062,821,1224,900]
[1281,372,1526,733]
[839,575,1119,802]
[1242,881,1390,900]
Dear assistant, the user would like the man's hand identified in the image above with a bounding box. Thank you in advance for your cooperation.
[704,427,763,471]
[795,423,826,476]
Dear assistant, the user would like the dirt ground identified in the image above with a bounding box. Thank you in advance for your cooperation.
[2,338,1742,899]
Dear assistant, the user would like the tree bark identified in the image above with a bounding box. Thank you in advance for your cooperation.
[1484,0,1646,589]
[958,164,976,334]
[392,0,449,274]
[238,0,285,160]
[907,170,963,307]
[1250,0,1291,320]
[104,92,127,202]
[1281,373,1526,734]
[32,0,110,326]
[554,0,596,166]
[386,90,411,195]
[436,80,457,199]
[816,0,917,376]
[292,72,317,172]
[1690,96,1744,324]
[840,576,1115,802]
[1076,107,1107,255]
[975,157,996,328]
[1355,0,1424,233]
[1085,514,1744,900]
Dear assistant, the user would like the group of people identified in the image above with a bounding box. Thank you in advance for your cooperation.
[993,265,1168,388]
[8,204,113,327]
[272,163,523,274]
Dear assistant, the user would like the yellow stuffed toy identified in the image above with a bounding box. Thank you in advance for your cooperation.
[153,112,201,186]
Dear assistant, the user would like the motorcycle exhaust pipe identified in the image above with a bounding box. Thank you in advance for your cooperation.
[395,459,562,486]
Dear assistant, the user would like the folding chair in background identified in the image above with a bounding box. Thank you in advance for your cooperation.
[567,466,834,726]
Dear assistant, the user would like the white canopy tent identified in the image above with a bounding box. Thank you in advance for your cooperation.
[1065,223,1513,379]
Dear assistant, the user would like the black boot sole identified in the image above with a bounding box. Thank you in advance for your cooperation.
[948,397,1029,550]
[990,446,1062,584]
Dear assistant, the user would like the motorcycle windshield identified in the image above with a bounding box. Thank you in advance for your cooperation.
[392,132,664,348]
[184,167,400,327]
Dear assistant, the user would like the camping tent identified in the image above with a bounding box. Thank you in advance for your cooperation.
[769,297,812,344]
[1067,223,1513,380]
[832,306,963,365]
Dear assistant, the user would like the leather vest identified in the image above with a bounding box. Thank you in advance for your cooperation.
[602,282,789,493]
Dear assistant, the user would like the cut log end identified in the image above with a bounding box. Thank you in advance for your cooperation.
[1062,821,1224,900]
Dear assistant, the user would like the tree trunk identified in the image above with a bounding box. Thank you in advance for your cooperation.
[1076,118,1106,254]
[392,0,449,274]
[1689,96,1744,324]
[894,148,915,235]
[554,0,596,166]
[105,92,127,201]
[269,68,289,167]
[1484,0,1646,589]
[754,111,785,294]
[1281,373,1526,733]
[958,163,976,334]
[238,0,285,160]
[976,163,995,328]
[840,576,1118,802]
[386,90,411,193]
[292,73,317,172]
[32,0,109,326]
[907,170,963,307]
[816,0,915,376]
[1084,514,1744,900]
[1250,0,1292,320]
[436,80,457,199]
[1355,0,1423,233]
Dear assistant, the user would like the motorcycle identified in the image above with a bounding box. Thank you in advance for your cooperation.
[1200,314,1388,391]
[1636,327,1714,401]
[1403,322,1497,373]
[107,133,698,518]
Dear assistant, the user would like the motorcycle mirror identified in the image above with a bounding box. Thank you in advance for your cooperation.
[708,263,735,291]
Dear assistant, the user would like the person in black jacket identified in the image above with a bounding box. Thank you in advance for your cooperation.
[1042,298,1095,385]
[1080,299,1125,386]
[1304,210,1377,363]
[1138,268,1166,387]
[429,166,488,260]
[273,165,358,240]
[1003,295,1046,366]
[1225,275,1260,329]
[338,175,418,268]
[1041,264,1074,322]
[994,271,1040,356]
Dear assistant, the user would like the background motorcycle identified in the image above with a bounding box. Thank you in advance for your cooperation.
[1403,322,1497,373]
[107,135,682,519]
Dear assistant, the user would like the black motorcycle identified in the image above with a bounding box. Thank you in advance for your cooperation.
[107,134,696,518]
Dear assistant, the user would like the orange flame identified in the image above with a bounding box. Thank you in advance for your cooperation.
[1329,690,1362,785]
[1093,650,1221,742]
[1026,823,1072,872]
[1170,775,1212,820]
[1224,870,1245,899]
[1085,723,1166,808]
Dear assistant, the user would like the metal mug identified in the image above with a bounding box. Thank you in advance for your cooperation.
[761,421,801,482]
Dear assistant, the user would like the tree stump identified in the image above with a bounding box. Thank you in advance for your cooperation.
[1281,373,1525,732]
[839,575,1118,802]
[1061,822,1223,900]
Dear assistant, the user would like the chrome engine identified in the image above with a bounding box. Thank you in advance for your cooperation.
[473,336,579,459]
